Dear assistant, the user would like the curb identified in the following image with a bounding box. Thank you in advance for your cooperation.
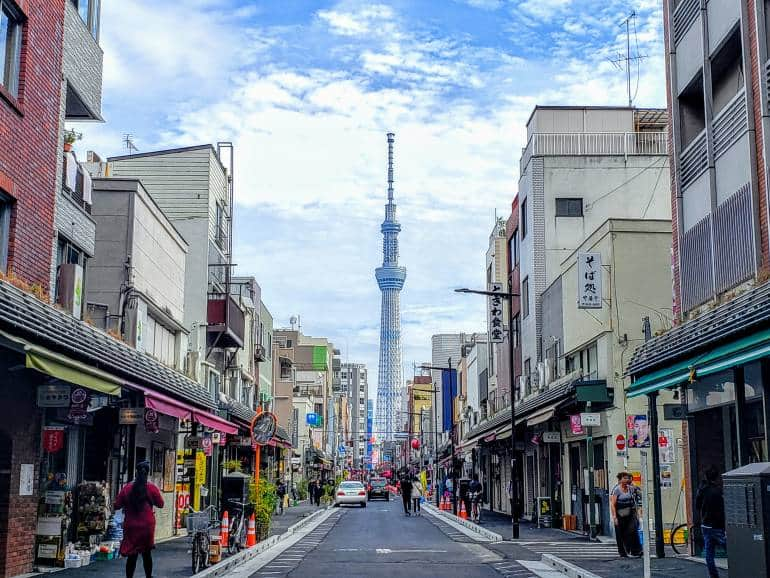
[541,553,602,578]
[193,508,331,577]
[422,503,503,542]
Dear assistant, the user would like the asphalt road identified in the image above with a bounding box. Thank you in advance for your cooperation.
[247,498,514,578]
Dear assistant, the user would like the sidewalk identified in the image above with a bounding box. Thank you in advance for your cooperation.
[39,500,318,577]
[473,509,727,578]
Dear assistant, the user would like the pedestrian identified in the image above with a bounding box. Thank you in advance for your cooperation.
[696,465,726,578]
[400,473,413,516]
[114,461,164,578]
[291,482,298,503]
[276,480,287,514]
[469,474,483,522]
[444,475,453,501]
[610,471,642,558]
[411,475,423,516]
[313,480,322,507]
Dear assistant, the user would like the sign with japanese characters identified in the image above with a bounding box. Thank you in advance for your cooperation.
[37,385,71,408]
[43,427,65,453]
[487,282,505,343]
[577,252,602,309]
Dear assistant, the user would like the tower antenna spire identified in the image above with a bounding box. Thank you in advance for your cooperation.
[387,132,395,202]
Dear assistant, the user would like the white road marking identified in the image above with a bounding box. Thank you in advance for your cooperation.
[516,560,569,578]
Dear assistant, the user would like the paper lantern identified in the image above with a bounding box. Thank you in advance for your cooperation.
[411,439,420,450]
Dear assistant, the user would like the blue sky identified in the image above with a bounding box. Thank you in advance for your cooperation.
[74,0,666,400]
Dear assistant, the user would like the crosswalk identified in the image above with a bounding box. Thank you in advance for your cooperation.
[515,539,618,560]
[491,559,539,578]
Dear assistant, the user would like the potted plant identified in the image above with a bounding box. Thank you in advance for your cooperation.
[63,129,82,152]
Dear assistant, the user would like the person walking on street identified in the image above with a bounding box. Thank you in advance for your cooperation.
[114,461,164,578]
[410,475,423,516]
[291,482,298,503]
[696,466,726,578]
[400,474,413,516]
[610,471,642,558]
[276,480,287,514]
[469,474,483,522]
[312,480,322,507]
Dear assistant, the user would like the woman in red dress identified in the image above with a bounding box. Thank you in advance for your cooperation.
[114,461,164,578]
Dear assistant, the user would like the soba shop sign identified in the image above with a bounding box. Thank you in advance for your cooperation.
[119,408,143,425]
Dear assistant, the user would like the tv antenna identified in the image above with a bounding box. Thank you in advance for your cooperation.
[123,133,139,155]
[609,11,647,107]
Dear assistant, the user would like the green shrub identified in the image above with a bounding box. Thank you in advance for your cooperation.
[248,480,277,539]
[297,479,309,500]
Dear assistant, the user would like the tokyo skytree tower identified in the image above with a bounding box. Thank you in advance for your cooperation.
[375,133,406,444]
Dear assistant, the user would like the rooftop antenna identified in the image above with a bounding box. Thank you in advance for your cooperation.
[387,132,395,202]
[123,133,139,155]
[609,11,646,107]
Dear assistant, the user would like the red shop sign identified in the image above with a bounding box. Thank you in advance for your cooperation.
[43,427,65,453]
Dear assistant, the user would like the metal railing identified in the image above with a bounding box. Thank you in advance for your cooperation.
[679,129,708,190]
[520,131,667,175]
[673,0,699,44]
[712,89,747,159]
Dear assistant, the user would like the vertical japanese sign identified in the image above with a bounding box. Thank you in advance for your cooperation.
[487,282,505,343]
[577,252,602,309]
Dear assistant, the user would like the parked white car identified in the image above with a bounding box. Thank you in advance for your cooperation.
[334,481,367,507]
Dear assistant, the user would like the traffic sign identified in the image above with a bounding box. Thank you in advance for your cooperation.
[615,434,626,451]
[580,412,601,427]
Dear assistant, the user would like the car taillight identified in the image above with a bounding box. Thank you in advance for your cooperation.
[337,491,345,496]
[358,491,366,496]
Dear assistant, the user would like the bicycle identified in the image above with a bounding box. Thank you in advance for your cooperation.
[225,499,249,555]
[667,479,696,555]
[187,505,219,574]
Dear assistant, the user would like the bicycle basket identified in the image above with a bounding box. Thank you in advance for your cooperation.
[186,511,211,533]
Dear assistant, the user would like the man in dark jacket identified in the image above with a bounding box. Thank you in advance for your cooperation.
[696,466,726,578]
[400,473,413,516]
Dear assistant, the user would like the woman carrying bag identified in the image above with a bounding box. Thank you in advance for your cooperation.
[410,475,423,516]
[610,471,642,558]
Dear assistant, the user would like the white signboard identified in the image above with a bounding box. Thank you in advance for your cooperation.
[577,252,602,309]
[290,457,301,465]
[488,282,505,343]
[19,464,34,496]
[37,385,71,408]
[542,431,560,443]
[580,412,601,427]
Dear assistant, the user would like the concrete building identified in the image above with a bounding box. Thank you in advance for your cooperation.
[341,363,368,469]
[229,276,260,408]
[485,217,510,409]
[517,106,669,377]
[86,178,188,370]
[628,0,770,561]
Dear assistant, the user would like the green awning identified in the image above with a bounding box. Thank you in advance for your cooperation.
[26,347,122,396]
[627,328,770,399]
[312,345,327,370]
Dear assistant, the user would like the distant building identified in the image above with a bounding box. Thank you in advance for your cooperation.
[341,363,368,469]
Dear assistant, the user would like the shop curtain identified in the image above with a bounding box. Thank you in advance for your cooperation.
[442,369,457,432]
[26,349,121,396]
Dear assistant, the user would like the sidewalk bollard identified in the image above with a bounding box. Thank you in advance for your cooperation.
[246,514,257,548]
[220,511,229,548]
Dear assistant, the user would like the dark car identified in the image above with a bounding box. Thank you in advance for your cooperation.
[367,477,389,501]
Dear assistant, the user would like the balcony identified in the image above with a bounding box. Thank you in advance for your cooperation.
[520,131,667,176]
[673,0,699,45]
[207,293,245,349]
[63,0,103,121]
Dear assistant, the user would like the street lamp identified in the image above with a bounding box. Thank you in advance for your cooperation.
[455,285,520,540]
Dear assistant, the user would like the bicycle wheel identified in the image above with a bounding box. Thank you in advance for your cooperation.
[192,533,202,574]
[670,523,689,555]
[228,515,242,554]
[235,517,248,550]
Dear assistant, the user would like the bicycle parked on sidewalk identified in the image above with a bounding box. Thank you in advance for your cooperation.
[187,505,219,574]
[225,499,250,555]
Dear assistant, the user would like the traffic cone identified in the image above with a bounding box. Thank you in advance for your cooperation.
[459,501,468,519]
[246,514,257,547]
[220,511,229,546]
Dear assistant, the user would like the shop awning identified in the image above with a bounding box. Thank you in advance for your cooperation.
[526,407,555,426]
[25,345,122,396]
[193,411,238,434]
[144,391,193,421]
[627,328,770,399]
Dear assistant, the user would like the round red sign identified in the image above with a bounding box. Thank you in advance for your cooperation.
[615,434,626,451]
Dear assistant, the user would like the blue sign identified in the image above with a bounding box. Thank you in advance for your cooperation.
[338,445,346,456]
[306,412,320,427]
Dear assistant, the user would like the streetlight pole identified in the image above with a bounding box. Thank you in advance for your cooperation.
[455,285,520,540]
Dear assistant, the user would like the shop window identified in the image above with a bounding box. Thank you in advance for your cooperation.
[0,190,12,273]
[710,27,743,116]
[678,73,705,149]
[687,369,736,411]
[0,1,22,99]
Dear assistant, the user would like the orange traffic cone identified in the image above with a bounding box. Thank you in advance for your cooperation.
[220,511,229,546]
[459,501,468,519]
[246,514,257,547]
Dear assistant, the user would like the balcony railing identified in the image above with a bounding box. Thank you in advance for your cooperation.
[712,89,747,159]
[520,131,667,175]
[207,293,245,349]
[679,129,708,190]
[673,0,699,45]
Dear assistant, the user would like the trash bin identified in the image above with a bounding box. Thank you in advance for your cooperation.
[722,462,770,578]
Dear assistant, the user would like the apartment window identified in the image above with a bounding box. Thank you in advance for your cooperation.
[215,202,226,249]
[509,229,519,269]
[678,74,705,149]
[0,1,23,99]
[523,359,531,395]
[555,198,583,217]
[143,315,177,368]
[710,29,743,116]
[521,199,527,239]
[0,191,11,273]
[512,314,520,348]
[522,277,529,319]
[72,0,100,39]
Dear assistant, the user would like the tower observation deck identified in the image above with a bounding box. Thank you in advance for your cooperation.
[375,133,406,444]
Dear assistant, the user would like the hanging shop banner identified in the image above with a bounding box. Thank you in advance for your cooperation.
[627,414,651,448]
[119,407,143,425]
[442,368,458,432]
[577,252,602,309]
[658,428,675,464]
[144,408,160,433]
[212,432,221,445]
[487,282,505,343]
[569,415,584,435]
[67,387,90,423]
[37,385,71,408]
[43,427,65,453]
[660,464,673,488]
[202,435,213,457]
[194,450,206,487]
[251,412,277,445]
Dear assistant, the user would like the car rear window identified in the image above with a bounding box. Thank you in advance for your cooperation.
[370,479,386,487]
[340,482,363,489]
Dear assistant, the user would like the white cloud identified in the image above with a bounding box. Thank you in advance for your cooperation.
[457,0,505,9]
[518,0,572,21]
[317,4,396,37]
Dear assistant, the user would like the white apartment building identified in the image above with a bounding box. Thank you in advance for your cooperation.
[341,363,368,467]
